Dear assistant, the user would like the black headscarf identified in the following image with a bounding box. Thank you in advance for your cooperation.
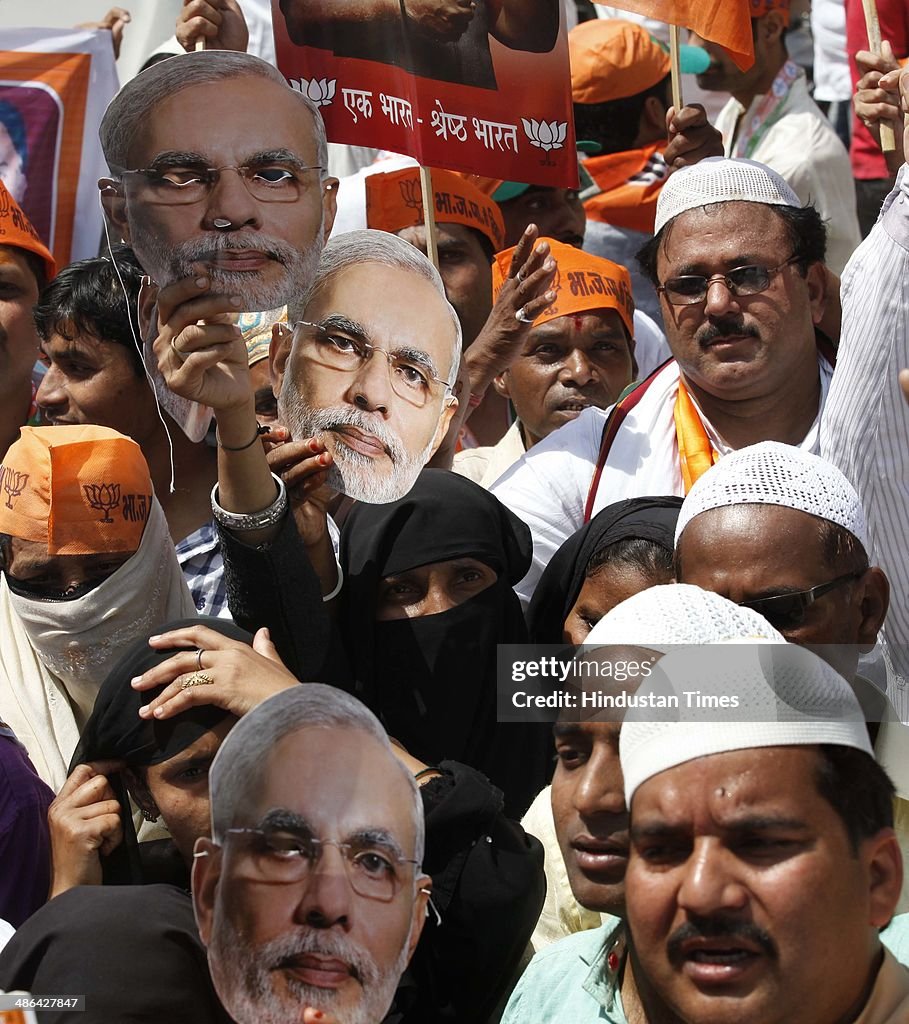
[71,616,253,885]
[526,496,683,643]
[339,469,549,816]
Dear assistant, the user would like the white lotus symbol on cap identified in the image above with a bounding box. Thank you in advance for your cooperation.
[290,78,337,108]
[522,119,567,152]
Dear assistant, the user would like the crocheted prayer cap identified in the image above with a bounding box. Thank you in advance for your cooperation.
[654,156,801,234]
[620,641,872,805]
[585,582,784,649]
[674,441,868,550]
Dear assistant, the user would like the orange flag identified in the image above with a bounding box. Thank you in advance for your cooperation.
[597,1,755,71]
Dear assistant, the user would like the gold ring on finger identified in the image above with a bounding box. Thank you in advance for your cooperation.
[180,671,215,690]
[171,338,188,362]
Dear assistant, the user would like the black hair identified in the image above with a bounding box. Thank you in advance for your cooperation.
[32,244,145,376]
[585,536,675,583]
[0,532,10,572]
[637,202,828,288]
[814,744,895,853]
[573,75,671,156]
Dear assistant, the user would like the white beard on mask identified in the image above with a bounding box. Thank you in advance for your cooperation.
[208,902,412,1024]
[129,224,323,313]
[278,370,436,505]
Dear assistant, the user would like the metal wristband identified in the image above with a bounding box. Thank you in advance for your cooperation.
[211,473,288,531]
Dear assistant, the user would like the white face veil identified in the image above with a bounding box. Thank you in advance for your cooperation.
[0,498,196,789]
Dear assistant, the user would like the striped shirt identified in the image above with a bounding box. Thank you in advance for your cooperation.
[821,168,909,721]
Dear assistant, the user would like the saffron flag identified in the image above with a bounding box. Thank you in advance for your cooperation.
[597,1,755,70]
[0,28,119,266]
[271,0,578,188]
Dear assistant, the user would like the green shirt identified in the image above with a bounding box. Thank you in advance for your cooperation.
[502,917,628,1024]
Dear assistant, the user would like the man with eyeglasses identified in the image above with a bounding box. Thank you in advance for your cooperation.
[492,156,834,606]
[673,441,890,689]
[99,49,337,314]
[192,684,431,1024]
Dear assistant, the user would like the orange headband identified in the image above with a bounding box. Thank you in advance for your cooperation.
[493,238,635,335]
[366,166,506,252]
[0,426,154,555]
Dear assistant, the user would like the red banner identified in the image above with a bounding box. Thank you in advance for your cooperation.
[271,0,578,188]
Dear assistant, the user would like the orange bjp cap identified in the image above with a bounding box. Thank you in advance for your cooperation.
[0,180,55,281]
[366,166,506,252]
[0,425,154,555]
[570,19,672,104]
[492,238,635,335]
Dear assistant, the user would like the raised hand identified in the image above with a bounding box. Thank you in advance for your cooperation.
[663,104,725,171]
[48,760,125,897]
[133,624,299,721]
[149,275,251,413]
[176,0,250,52]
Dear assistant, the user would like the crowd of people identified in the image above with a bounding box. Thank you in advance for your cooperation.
[2,0,909,1021]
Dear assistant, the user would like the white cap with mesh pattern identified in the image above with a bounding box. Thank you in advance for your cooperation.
[674,441,869,551]
[585,582,785,649]
[654,156,802,234]
[619,641,874,806]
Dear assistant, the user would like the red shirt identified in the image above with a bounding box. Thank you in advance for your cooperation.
[846,0,909,180]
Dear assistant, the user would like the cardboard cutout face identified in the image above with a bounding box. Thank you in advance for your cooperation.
[271,257,459,504]
[100,56,337,313]
[193,723,430,1024]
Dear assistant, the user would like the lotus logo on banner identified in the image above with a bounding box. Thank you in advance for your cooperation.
[290,77,337,108]
[522,119,568,152]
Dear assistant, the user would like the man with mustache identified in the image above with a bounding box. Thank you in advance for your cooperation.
[99,49,336,315]
[193,684,431,1024]
[620,643,909,1024]
[454,240,637,488]
[492,157,834,605]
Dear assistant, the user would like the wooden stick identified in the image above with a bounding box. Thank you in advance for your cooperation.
[862,0,897,152]
[419,165,439,270]
[669,24,684,112]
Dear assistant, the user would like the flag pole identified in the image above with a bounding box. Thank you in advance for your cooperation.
[862,0,897,152]
[419,166,439,270]
[668,24,684,111]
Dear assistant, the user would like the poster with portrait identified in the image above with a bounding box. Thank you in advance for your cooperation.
[271,0,578,188]
[0,28,119,266]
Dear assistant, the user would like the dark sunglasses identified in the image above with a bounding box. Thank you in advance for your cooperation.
[738,570,866,631]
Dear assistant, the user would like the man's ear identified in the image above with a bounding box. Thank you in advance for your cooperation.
[428,397,459,459]
[856,567,890,651]
[805,260,829,329]
[137,277,159,341]
[270,323,294,400]
[864,829,903,929]
[640,94,668,141]
[123,767,159,820]
[98,178,131,243]
[405,879,433,966]
[321,178,339,242]
[191,836,222,947]
[492,372,511,400]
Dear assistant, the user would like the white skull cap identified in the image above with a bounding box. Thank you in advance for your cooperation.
[654,156,801,234]
[620,641,873,806]
[674,441,869,551]
[585,583,784,649]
